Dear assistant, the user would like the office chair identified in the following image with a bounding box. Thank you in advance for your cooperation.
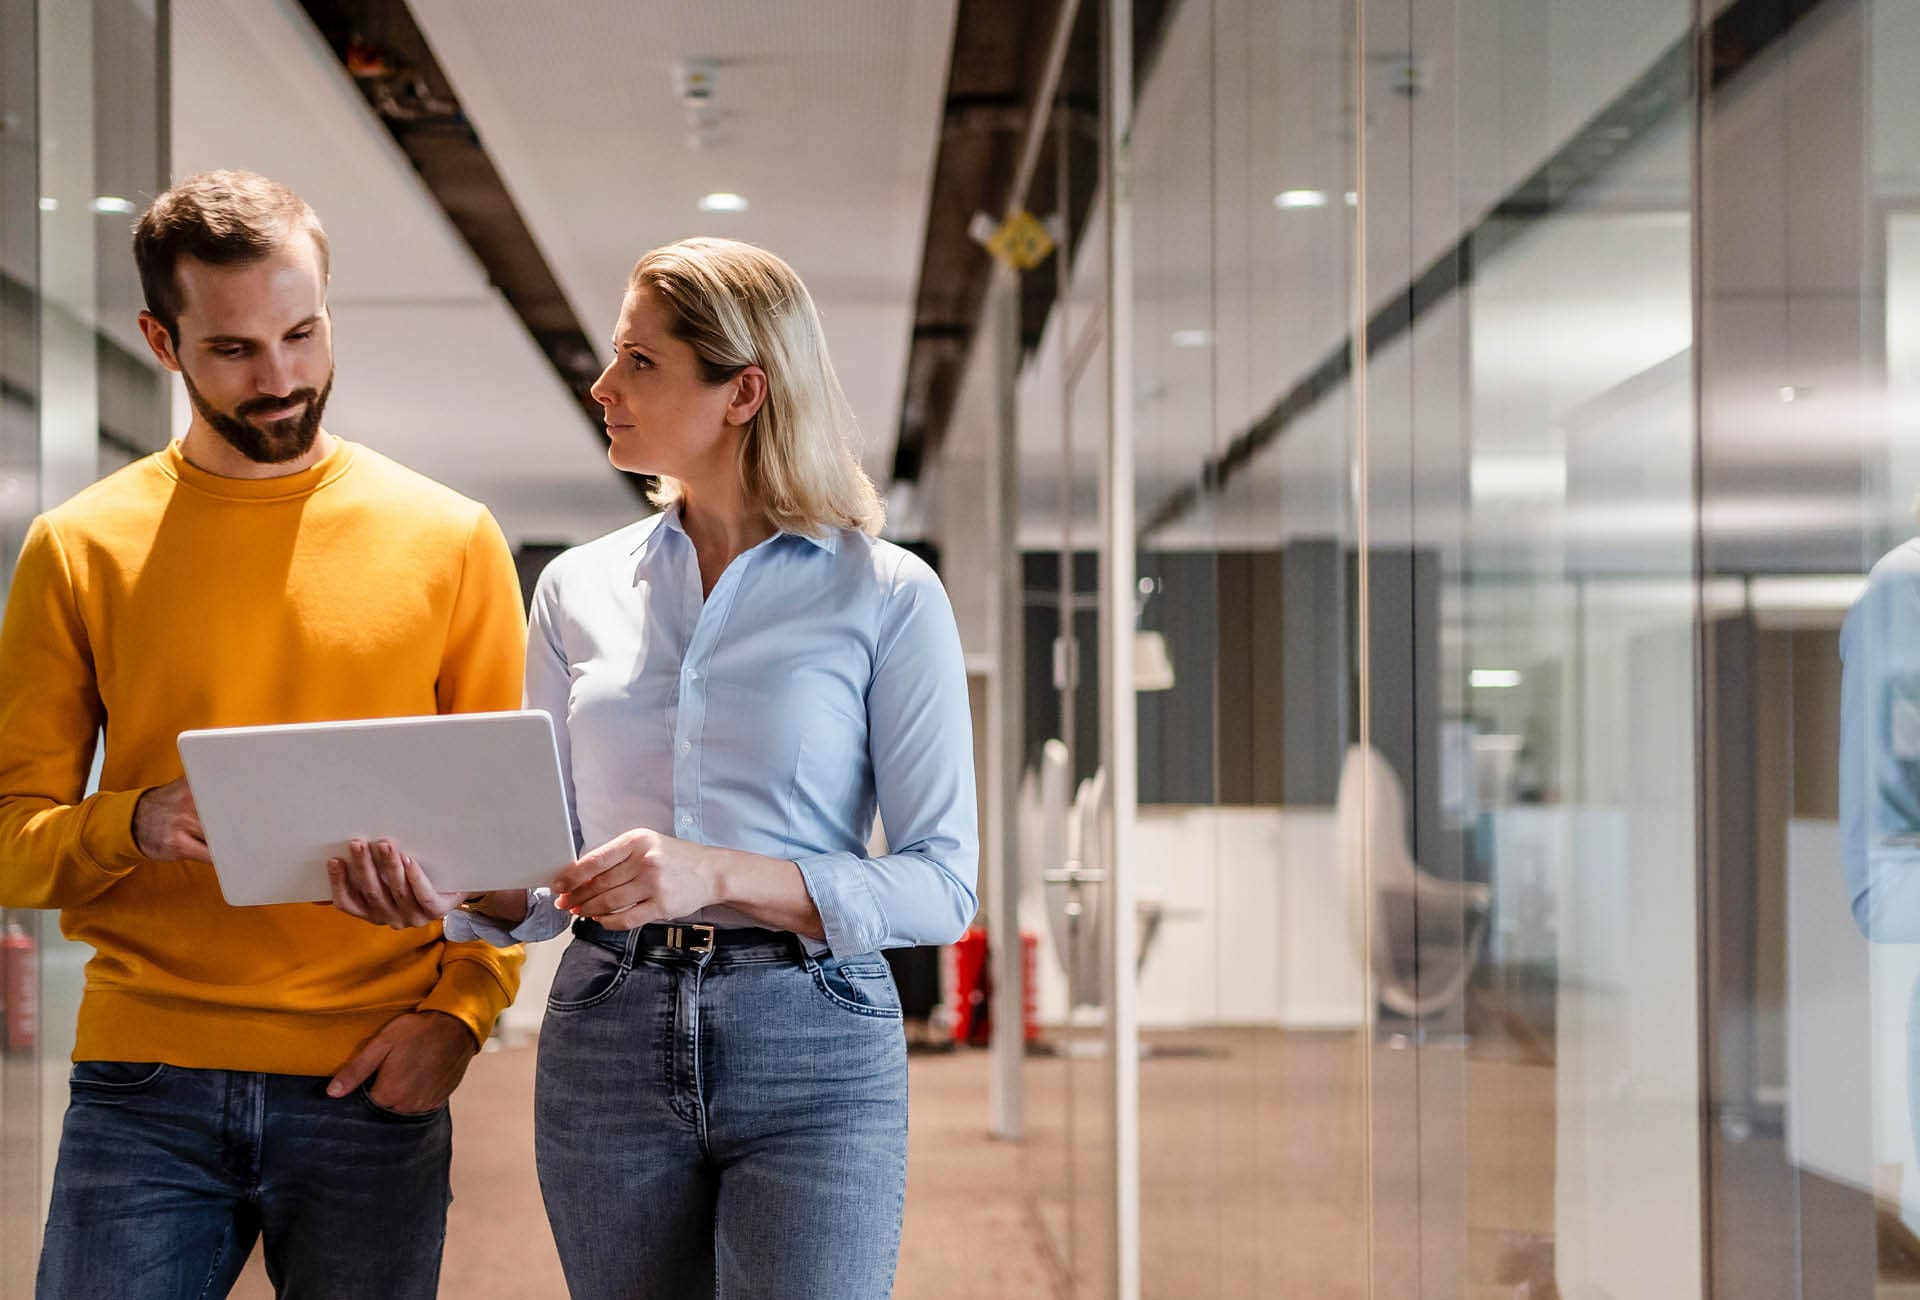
[1335,743,1492,1023]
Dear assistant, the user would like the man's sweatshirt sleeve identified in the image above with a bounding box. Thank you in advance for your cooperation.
[0,517,146,910]
[420,507,529,1043]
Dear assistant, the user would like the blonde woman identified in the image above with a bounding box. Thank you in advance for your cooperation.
[329,237,979,1298]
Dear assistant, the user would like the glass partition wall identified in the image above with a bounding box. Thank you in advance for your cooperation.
[0,0,167,1289]
[1128,0,1369,1295]
[1365,0,1706,1295]
[1009,0,1920,1297]
[0,0,41,1286]
[1698,3,1915,1297]
[1015,0,1375,1295]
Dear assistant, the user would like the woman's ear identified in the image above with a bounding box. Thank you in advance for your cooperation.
[727,366,769,427]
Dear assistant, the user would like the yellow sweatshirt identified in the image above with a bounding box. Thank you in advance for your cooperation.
[0,438,528,1075]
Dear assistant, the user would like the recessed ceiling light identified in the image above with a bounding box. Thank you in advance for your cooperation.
[90,196,135,215]
[1344,191,1358,206]
[38,197,57,212]
[1171,329,1213,348]
[1778,385,1810,403]
[1470,669,1523,689]
[698,192,748,214]
[1274,189,1328,209]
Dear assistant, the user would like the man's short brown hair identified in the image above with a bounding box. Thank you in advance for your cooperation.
[133,170,330,342]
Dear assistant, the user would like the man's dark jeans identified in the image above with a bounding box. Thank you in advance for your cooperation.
[36,1061,451,1300]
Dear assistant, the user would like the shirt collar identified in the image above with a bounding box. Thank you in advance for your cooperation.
[628,504,687,561]
[628,503,838,560]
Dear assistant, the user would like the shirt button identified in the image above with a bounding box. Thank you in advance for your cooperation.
[680,814,694,829]
[680,741,692,755]
[685,668,699,681]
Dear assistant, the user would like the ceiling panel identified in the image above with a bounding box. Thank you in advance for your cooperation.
[169,0,640,548]
[405,0,960,484]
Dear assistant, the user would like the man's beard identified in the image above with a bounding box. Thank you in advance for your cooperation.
[182,368,333,465]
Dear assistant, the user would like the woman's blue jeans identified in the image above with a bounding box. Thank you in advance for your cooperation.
[535,923,909,1300]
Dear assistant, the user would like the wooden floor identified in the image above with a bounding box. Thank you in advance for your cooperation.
[227,1024,1561,1299]
[1016,1026,1558,1300]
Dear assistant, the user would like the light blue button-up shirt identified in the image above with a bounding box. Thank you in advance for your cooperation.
[1841,539,1920,941]
[444,506,979,957]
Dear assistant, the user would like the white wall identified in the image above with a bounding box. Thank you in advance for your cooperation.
[1025,805,1364,1031]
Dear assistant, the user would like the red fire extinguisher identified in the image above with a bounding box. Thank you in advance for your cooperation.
[3,919,36,1054]
[944,927,1044,1046]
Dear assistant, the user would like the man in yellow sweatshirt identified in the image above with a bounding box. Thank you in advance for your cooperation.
[0,171,528,1298]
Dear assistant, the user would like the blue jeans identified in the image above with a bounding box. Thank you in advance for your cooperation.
[37,1063,451,1299]
[536,924,909,1300]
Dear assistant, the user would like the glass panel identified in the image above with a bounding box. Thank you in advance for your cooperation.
[1131,5,1226,1295]
[0,0,165,1287]
[1365,0,1701,1295]
[1068,329,1113,1298]
[1876,8,1920,1291]
[1704,0,1900,1295]
[1017,13,1108,1288]
[0,0,40,1289]
[1127,0,1365,1295]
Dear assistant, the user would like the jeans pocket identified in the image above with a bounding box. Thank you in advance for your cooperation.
[806,955,905,1019]
[69,1060,168,1094]
[546,938,632,1013]
[357,1084,447,1124]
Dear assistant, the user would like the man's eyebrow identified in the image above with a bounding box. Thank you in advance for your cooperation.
[199,316,321,345]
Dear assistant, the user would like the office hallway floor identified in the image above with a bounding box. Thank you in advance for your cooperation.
[229,1020,1562,1298]
[233,1043,1057,1299]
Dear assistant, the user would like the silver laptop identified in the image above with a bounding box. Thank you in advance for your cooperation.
[177,709,576,907]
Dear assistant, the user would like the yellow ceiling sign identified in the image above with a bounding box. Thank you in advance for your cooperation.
[983,208,1057,272]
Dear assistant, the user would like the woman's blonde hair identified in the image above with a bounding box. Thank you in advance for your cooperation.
[630,237,883,536]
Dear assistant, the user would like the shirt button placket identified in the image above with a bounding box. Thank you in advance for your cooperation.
[675,657,704,839]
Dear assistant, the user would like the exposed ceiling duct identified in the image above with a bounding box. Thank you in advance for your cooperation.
[892,0,1174,485]
[290,0,649,501]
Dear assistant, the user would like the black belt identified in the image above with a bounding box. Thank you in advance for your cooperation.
[573,918,789,955]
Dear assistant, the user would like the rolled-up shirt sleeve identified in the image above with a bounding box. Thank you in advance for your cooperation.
[442,886,569,946]
[443,566,579,949]
[794,557,979,957]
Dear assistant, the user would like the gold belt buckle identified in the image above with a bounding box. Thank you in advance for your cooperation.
[667,923,717,954]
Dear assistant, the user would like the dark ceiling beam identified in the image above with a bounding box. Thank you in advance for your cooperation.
[893,0,1064,484]
[893,0,1174,485]
[290,0,648,502]
[1139,0,1838,539]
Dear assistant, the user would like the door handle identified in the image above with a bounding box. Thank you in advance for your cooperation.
[1043,866,1109,885]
